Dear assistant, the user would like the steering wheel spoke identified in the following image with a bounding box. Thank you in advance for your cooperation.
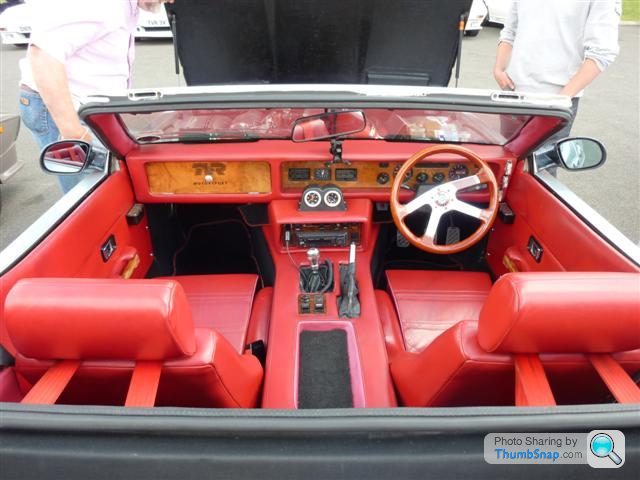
[447,172,486,192]
[422,208,443,244]
[398,191,434,218]
[451,200,487,221]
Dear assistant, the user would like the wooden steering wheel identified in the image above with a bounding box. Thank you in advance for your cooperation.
[390,145,499,254]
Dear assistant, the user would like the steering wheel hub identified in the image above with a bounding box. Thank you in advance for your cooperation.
[434,190,452,207]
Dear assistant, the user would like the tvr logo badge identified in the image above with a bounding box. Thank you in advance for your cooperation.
[192,162,227,185]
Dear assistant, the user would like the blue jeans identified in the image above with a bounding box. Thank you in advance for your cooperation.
[19,86,83,193]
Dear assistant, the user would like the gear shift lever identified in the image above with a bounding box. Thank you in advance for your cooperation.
[307,248,320,273]
[300,248,333,294]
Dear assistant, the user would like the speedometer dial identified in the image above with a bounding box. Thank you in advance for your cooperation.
[448,163,469,180]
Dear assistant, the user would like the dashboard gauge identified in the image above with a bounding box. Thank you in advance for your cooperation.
[393,164,413,182]
[415,172,428,184]
[314,168,331,181]
[377,172,390,185]
[302,189,322,209]
[432,172,446,184]
[448,163,469,180]
[323,188,343,208]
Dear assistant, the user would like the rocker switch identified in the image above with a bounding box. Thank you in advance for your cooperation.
[100,235,117,262]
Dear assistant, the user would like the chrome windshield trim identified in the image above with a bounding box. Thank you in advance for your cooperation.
[0,170,105,275]
[536,169,640,265]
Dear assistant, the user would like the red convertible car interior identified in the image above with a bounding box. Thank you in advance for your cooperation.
[0,2,638,477]
[0,102,638,411]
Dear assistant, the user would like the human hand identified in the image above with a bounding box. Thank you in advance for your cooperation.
[60,125,95,145]
[494,70,515,91]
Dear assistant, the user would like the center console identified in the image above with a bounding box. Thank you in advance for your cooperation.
[261,198,396,409]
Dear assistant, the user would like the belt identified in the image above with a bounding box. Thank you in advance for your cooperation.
[19,84,39,94]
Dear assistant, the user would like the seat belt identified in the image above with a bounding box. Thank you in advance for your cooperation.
[125,361,162,407]
[21,360,80,405]
[514,354,556,407]
[589,354,640,404]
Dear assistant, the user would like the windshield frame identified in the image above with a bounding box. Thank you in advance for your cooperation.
[80,85,574,157]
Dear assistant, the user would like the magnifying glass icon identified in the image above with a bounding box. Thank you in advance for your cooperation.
[590,433,622,465]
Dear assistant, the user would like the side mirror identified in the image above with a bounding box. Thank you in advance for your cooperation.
[292,110,366,142]
[556,137,606,171]
[40,140,91,175]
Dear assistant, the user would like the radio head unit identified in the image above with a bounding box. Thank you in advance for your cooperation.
[284,223,361,248]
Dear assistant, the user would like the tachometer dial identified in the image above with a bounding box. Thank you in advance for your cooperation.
[448,163,469,180]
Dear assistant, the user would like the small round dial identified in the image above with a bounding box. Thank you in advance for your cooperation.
[323,190,343,208]
[432,172,446,183]
[448,163,469,180]
[415,172,428,184]
[303,189,322,208]
[393,164,413,182]
[377,172,390,185]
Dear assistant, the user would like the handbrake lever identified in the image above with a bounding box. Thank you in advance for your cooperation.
[338,243,360,318]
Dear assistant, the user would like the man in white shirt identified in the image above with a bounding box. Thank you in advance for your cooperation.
[19,0,174,192]
[493,0,621,146]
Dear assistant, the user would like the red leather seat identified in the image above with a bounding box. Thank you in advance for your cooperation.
[388,272,640,407]
[385,270,492,353]
[4,278,271,408]
[159,274,270,352]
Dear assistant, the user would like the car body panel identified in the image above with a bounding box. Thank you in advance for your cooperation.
[0,113,23,183]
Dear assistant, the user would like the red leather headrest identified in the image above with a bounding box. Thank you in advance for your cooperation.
[478,273,640,353]
[5,279,196,361]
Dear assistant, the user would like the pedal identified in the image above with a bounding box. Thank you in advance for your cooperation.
[396,230,410,248]
[446,227,460,245]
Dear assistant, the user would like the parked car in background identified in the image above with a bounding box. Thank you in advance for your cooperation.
[0,0,171,46]
[464,0,489,36]
[0,113,23,214]
[483,0,509,26]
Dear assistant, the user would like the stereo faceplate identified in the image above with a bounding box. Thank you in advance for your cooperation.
[284,223,361,248]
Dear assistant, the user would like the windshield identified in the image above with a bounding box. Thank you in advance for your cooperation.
[120,108,532,145]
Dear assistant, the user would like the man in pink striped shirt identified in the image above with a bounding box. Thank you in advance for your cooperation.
[19,0,174,191]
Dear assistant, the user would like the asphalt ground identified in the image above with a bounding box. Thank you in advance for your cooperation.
[0,26,638,251]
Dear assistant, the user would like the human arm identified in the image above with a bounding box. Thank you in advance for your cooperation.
[559,58,602,97]
[26,1,115,140]
[494,42,514,90]
[493,1,518,90]
[561,0,621,97]
[28,46,91,141]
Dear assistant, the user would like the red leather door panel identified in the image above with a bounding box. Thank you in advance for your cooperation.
[0,164,153,356]
[488,162,638,275]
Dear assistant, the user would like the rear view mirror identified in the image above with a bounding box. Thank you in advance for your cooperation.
[556,137,606,171]
[40,140,91,175]
[292,110,366,142]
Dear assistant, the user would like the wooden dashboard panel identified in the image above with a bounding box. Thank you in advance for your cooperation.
[146,161,271,194]
[281,161,479,190]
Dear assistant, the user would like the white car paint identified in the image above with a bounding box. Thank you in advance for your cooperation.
[0,2,171,46]
[484,0,509,26]
[465,0,489,34]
